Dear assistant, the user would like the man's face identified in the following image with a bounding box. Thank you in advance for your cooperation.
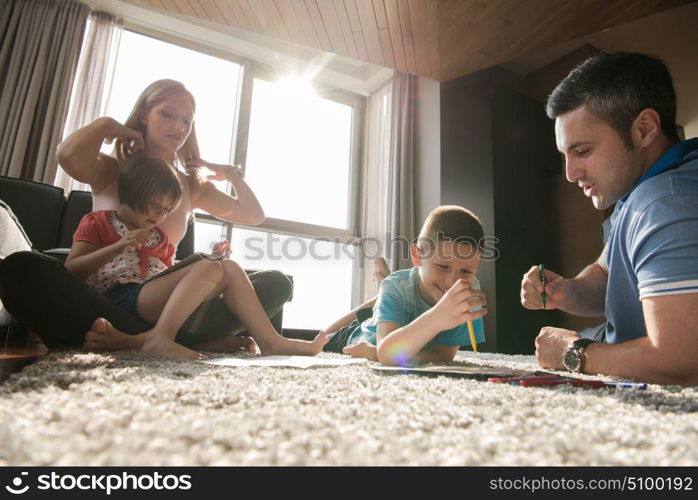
[411,240,481,306]
[555,105,643,210]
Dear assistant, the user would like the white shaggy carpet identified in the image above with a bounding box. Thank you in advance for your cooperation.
[0,350,697,466]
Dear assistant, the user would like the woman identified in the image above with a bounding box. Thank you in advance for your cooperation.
[59,80,264,244]
[0,80,291,352]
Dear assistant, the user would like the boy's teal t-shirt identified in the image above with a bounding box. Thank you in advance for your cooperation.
[347,267,485,347]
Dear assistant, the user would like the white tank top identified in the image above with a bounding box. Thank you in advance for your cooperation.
[92,170,193,246]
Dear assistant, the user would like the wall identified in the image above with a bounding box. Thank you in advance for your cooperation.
[437,56,618,352]
[414,76,441,225]
[440,76,498,352]
[438,68,574,354]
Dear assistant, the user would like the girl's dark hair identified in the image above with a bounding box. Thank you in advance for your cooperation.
[118,155,182,212]
[546,52,679,148]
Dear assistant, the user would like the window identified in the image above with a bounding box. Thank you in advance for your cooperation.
[102,30,240,170]
[225,228,356,330]
[89,29,364,330]
[245,77,353,229]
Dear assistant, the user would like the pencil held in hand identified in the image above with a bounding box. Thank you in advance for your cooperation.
[467,279,482,352]
[539,264,547,309]
[467,321,478,352]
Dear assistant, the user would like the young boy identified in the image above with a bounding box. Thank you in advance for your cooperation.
[323,205,486,365]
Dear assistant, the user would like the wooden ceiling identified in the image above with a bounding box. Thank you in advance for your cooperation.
[122,0,694,81]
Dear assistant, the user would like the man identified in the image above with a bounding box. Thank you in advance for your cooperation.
[520,52,698,385]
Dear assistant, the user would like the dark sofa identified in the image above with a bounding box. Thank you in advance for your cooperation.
[0,175,194,261]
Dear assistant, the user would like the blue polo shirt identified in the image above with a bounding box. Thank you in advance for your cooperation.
[348,267,486,348]
[605,138,698,343]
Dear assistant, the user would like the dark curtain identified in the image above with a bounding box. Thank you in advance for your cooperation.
[0,0,89,181]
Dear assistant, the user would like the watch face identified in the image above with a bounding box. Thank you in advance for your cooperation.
[563,347,582,372]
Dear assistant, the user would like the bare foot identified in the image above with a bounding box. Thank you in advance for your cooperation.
[194,334,259,354]
[342,339,378,361]
[372,257,390,288]
[261,330,329,356]
[142,333,205,360]
[306,330,329,355]
[83,318,147,352]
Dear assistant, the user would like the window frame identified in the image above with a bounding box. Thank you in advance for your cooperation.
[231,59,365,240]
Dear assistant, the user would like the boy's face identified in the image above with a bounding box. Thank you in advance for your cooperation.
[123,194,177,230]
[410,240,481,306]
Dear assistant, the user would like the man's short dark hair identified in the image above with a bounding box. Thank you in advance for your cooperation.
[546,52,679,148]
[118,155,182,212]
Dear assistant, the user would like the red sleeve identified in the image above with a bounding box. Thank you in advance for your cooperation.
[73,211,119,248]
[73,212,104,247]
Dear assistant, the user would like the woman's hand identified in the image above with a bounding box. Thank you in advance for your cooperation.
[103,121,144,154]
[186,159,243,182]
[189,159,265,226]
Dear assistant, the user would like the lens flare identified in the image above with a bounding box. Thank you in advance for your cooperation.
[386,342,412,367]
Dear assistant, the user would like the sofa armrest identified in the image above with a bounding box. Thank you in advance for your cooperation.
[41,248,70,264]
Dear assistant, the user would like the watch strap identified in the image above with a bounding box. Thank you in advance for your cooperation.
[566,338,595,373]
[571,338,595,350]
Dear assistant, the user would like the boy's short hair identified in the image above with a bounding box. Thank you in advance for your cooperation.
[118,155,182,212]
[417,205,484,254]
[546,52,679,148]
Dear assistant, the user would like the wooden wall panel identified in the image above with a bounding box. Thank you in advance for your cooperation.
[274,0,306,45]
[355,0,385,65]
[377,27,395,69]
[123,0,695,81]
[305,1,333,52]
[384,0,406,72]
[330,0,359,58]
[316,0,349,56]
[262,0,291,40]
[199,0,225,24]
[238,1,264,31]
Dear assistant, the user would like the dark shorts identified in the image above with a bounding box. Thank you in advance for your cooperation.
[102,283,143,320]
[323,320,360,353]
[323,306,374,353]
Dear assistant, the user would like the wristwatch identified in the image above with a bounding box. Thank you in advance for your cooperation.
[563,338,595,373]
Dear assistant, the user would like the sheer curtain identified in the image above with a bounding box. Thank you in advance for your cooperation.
[54,10,123,193]
[0,0,89,181]
[358,72,417,303]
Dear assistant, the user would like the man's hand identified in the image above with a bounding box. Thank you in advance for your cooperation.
[521,266,569,310]
[429,279,486,332]
[535,326,579,370]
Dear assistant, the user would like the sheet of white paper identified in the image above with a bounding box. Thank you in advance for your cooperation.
[200,355,368,369]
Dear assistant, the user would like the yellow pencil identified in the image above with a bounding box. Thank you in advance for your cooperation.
[467,321,478,352]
